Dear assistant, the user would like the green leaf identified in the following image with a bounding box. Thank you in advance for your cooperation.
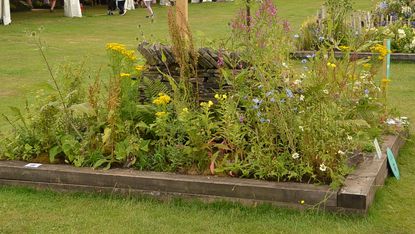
[161,50,167,63]
[93,159,108,169]
[139,140,150,152]
[69,103,96,117]
[49,145,62,163]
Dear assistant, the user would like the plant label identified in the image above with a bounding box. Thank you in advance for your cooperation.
[24,163,42,168]
[373,138,382,159]
[386,148,400,180]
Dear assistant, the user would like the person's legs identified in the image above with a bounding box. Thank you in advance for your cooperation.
[117,0,126,15]
[107,0,116,14]
[144,0,153,17]
[50,0,56,11]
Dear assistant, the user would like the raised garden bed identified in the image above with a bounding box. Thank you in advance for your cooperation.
[0,130,408,214]
[292,51,415,62]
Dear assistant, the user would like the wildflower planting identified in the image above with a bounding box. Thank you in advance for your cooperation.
[0,0,407,190]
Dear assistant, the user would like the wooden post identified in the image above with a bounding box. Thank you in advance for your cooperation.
[176,0,188,31]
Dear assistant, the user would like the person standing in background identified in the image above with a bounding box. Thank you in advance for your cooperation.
[117,0,127,15]
[107,0,116,15]
[144,0,153,18]
[50,0,56,11]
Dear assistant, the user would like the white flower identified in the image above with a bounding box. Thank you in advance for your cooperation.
[386,118,397,125]
[299,95,305,101]
[319,163,327,172]
[293,79,302,85]
[347,135,353,141]
[398,29,406,39]
[292,152,300,159]
[322,89,329,94]
[337,150,345,155]
[299,126,304,132]
[300,73,307,79]
[282,62,288,68]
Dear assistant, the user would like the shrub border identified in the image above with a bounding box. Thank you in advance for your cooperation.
[0,130,408,214]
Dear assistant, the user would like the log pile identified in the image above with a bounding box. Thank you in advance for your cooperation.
[137,42,241,100]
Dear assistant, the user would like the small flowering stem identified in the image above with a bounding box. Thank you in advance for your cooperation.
[35,37,83,140]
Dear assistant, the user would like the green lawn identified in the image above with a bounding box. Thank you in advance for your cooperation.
[1,0,415,233]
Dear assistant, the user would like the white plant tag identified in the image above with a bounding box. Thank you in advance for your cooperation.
[24,163,42,168]
[373,138,382,159]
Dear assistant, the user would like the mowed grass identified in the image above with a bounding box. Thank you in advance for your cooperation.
[1,0,415,233]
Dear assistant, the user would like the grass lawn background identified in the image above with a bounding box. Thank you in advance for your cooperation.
[1,0,415,233]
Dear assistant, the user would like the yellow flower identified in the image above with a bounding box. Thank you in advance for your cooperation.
[327,62,336,68]
[182,107,189,113]
[152,93,171,105]
[381,78,391,87]
[363,63,371,69]
[135,65,145,72]
[155,111,167,118]
[120,73,131,78]
[371,44,388,60]
[300,200,305,205]
[214,94,220,99]
[339,45,349,51]
[200,101,214,108]
[222,94,227,99]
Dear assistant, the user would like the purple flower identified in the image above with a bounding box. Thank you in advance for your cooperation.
[364,89,369,95]
[239,115,244,123]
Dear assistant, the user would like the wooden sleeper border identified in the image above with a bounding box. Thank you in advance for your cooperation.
[292,51,415,61]
[0,130,408,214]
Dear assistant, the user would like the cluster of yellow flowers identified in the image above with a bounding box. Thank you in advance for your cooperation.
[200,101,214,108]
[152,93,171,105]
[214,93,227,100]
[371,44,389,60]
[120,73,131,78]
[327,62,337,69]
[106,43,137,61]
[155,111,167,118]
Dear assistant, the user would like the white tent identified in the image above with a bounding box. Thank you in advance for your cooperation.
[64,0,82,18]
[0,0,12,25]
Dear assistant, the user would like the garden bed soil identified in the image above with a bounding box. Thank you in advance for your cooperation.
[0,130,408,214]
[292,51,415,62]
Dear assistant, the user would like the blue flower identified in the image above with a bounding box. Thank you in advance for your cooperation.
[286,88,294,98]
[318,36,325,42]
[364,89,369,95]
